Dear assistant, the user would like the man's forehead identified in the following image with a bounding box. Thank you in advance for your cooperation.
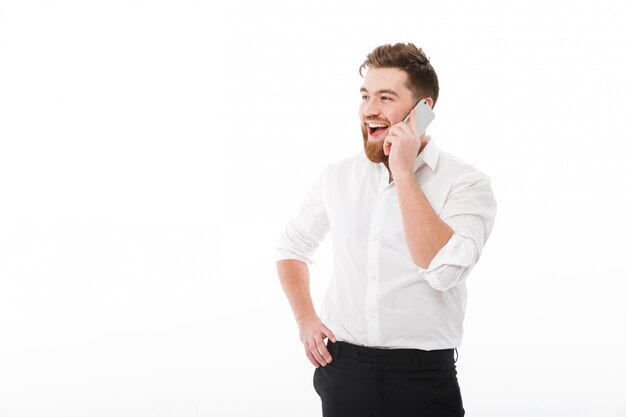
[361,67,410,94]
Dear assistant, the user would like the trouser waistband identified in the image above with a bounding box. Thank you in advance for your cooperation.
[327,340,457,371]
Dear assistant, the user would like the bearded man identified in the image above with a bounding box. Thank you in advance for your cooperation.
[276,42,497,417]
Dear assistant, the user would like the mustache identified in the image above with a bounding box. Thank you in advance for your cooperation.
[363,118,390,124]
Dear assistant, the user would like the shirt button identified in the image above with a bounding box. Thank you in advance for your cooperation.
[372,235,378,242]
[370,274,377,280]
[377,198,382,204]
[371,313,377,319]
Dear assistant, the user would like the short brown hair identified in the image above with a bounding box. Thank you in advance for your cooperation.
[359,43,439,108]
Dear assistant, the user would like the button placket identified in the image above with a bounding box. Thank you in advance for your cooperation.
[365,187,386,347]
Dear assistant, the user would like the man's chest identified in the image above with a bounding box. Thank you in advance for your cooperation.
[322,172,450,241]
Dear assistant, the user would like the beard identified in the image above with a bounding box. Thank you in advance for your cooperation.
[361,124,388,164]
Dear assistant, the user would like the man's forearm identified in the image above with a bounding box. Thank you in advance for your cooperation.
[394,173,453,269]
[276,259,318,323]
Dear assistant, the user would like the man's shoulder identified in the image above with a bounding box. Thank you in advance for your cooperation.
[437,148,491,182]
[324,151,370,175]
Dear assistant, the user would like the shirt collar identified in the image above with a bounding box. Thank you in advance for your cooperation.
[413,136,440,173]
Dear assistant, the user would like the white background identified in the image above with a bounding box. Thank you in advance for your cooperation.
[1,0,625,416]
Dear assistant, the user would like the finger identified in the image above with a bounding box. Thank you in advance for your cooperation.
[309,340,328,366]
[313,338,331,365]
[304,346,320,368]
[322,325,337,343]
[388,124,403,135]
[383,135,393,156]
[405,106,418,136]
[315,337,333,363]
[390,121,412,139]
[398,121,413,136]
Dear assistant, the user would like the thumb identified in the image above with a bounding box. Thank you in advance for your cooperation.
[322,325,337,343]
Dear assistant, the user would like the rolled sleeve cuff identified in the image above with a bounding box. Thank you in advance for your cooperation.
[274,248,315,265]
[417,233,478,291]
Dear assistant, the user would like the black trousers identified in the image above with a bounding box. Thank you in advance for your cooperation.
[313,340,465,417]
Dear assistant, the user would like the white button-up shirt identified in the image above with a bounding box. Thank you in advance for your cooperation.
[276,137,497,350]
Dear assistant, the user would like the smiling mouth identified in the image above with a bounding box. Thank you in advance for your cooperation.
[367,123,390,140]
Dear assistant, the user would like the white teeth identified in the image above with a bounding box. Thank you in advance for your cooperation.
[368,123,388,128]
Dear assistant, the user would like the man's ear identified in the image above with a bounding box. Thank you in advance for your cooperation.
[425,97,434,108]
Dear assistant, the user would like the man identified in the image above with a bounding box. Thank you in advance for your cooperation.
[275,43,497,417]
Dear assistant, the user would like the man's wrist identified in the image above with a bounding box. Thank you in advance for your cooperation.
[296,312,318,326]
[392,170,416,184]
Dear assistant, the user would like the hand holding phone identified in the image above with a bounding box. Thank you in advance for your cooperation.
[384,98,435,158]
[383,99,435,178]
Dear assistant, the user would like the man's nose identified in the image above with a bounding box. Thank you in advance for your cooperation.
[363,99,380,117]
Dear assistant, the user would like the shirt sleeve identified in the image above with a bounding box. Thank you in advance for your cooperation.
[275,169,330,265]
[418,171,497,291]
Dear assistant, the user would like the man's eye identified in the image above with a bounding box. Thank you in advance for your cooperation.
[381,96,391,101]
[361,95,369,100]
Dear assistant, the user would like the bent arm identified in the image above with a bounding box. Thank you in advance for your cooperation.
[275,167,336,366]
[396,170,497,291]
[394,173,454,269]
[276,259,336,367]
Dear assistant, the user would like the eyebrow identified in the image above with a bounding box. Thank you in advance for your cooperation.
[360,87,400,97]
